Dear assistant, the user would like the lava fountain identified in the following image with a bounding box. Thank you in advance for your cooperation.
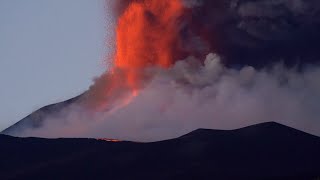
[84,0,185,111]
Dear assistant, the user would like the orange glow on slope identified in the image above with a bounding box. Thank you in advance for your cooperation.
[85,0,185,111]
[98,138,122,142]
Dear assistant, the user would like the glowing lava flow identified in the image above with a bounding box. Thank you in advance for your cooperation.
[97,138,122,142]
[85,0,185,111]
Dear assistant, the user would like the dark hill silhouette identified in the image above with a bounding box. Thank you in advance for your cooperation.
[1,122,320,180]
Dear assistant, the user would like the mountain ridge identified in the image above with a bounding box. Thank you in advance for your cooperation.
[1,122,320,179]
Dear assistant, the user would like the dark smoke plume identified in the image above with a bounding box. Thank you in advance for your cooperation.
[116,0,320,67]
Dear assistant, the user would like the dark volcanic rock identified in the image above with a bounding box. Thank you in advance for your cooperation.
[1,122,320,180]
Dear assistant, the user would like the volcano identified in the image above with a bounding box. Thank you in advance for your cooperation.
[4,0,320,139]
[2,0,320,179]
[1,122,320,179]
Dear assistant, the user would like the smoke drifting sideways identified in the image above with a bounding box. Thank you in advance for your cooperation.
[6,0,320,141]
[14,53,320,142]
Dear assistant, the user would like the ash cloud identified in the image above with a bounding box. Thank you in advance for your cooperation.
[183,0,320,66]
[182,0,203,8]
[113,0,320,66]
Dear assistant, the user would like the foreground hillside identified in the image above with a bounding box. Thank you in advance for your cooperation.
[1,122,320,180]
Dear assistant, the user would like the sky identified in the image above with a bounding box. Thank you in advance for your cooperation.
[0,0,110,131]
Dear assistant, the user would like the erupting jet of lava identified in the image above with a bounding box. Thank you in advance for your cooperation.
[84,0,185,111]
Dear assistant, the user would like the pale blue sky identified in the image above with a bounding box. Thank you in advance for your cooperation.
[0,1,113,130]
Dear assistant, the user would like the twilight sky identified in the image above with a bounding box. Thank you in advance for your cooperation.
[0,0,111,130]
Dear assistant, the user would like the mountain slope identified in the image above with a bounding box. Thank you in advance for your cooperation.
[1,122,320,180]
[1,95,82,136]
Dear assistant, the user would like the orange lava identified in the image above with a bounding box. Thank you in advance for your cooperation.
[114,0,184,91]
[85,0,185,111]
[98,138,122,142]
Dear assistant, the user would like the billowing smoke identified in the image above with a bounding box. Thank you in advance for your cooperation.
[3,0,320,141]
[11,53,320,141]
